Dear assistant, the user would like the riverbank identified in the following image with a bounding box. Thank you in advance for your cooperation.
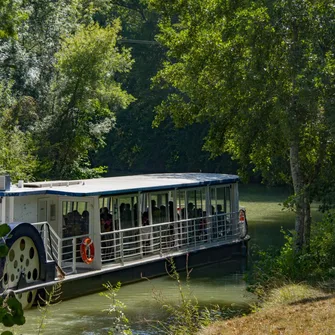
[199,284,335,335]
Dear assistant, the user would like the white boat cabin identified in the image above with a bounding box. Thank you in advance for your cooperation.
[0,173,246,275]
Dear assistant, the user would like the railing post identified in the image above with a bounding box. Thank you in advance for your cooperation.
[194,219,196,247]
[120,231,124,265]
[58,238,62,269]
[72,237,77,273]
[43,222,48,260]
[159,226,162,256]
[140,228,143,259]
[177,222,180,249]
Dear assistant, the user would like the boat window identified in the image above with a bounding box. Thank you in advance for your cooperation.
[99,197,112,213]
[62,201,90,237]
[184,188,207,219]
[150,193,169,224]
[118,195,139,229]
[177,190,186,219]
[211,186,231,214]
[168,190,178,222]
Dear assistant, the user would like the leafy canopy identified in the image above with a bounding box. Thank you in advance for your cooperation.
[39,20,135,179]
[150,0,335,191]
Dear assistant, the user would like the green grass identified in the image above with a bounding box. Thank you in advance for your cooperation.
[263,284,326,308]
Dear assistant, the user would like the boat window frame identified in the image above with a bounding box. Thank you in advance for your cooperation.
[59,196,94,238]
[210,184,233,216]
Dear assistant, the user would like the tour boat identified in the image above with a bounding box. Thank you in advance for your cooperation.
[0,173,249,308]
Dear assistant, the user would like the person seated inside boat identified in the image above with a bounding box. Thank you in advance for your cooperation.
[216,204,224,214]
[122,203,132,228]
[100,207,113,232]
[181,202,195,219]
[168,201,178,247]
[151,200,160,221]
[80,210,89,234]
[64,211,77,236]
[133,203,138,226]
[119,203,125,217]
[141,211,150,254]
[159,205,166,222]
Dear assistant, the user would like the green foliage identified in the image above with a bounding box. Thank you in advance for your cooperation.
[149,0,335,248]
[248,212,335,296]
[100,281,132,335]
[37,283,62,335]
[0,126,38,183]
[38,20,134,179]
[0,0,28,39]
[150,0,335,181]
[0,81,38,183]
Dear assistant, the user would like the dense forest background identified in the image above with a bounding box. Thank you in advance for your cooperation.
[0,0,239,182]
[2,0,335,249]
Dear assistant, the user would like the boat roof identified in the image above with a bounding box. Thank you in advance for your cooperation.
[0,173,239,197]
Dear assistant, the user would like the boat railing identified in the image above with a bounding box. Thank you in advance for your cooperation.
[33,221,60,263]
[32,222,92,275]
[32,210,245,276]
[100,211,243,265]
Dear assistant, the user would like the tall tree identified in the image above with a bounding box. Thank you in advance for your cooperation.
[38,21,134,179]
[94,0,236,174]
[149,0,335,250]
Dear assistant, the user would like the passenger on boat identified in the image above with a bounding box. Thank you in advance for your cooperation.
[141,211,151,255]
[160,205,166,222]
[119,203,125,217]
[133,203,138,226]
[168,201,180,247]
[100,207,113,232]
[80,210,89,234]
[151,200,160,221]
[100,208,114,261]
[181,202,195,219]
[123,203,132,228]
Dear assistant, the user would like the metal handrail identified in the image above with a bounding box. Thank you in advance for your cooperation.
[30,210,245,275]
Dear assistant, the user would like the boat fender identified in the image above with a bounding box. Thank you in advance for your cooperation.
[80,237,95,264]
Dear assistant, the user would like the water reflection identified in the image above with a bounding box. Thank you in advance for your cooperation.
[18,259,254,335]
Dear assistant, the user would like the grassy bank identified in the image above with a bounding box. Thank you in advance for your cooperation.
[199,284,335,335]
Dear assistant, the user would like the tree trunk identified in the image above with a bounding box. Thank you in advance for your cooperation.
[289,141,311,251]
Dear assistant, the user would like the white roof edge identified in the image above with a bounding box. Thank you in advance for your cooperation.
[1,173,239,197]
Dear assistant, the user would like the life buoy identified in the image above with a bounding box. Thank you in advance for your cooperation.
[80,237,95,264]
[239,209,248,239]
[239,209,246,222]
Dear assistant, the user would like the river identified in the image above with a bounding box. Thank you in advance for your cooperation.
[9,185,299,335]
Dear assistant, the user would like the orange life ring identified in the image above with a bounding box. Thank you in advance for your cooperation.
[80,237,95,264]
[239,209,246,222]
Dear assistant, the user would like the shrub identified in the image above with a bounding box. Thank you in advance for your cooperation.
[247,212,335,296]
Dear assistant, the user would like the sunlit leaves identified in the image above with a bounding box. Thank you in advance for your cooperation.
[151,0,335,190]
[43,21,134,178]
[0,0,28,39]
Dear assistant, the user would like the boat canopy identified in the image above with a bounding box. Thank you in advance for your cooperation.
[0,173,239,197]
